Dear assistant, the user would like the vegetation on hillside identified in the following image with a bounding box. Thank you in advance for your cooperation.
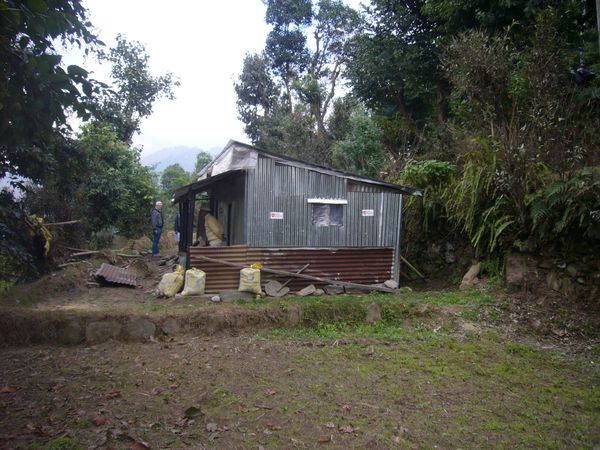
[236,0,600,271]
[0,0,178,280]
[1,0,599,286]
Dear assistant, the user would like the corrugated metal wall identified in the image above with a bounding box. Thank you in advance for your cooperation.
[189,245,394,293]
[245,157,401,248]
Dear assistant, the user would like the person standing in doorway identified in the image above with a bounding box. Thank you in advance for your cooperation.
[151,201,164,255]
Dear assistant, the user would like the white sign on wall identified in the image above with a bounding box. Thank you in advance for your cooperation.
[361,209,375,217]
[270,212,284,220]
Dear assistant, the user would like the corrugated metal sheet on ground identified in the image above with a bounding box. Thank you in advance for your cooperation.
[95,263,138,287]
[189,245,393,293]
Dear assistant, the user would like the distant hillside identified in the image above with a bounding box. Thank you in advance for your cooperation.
[141,146,221,173]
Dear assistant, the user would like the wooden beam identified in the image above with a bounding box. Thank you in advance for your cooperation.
[195,255,396,293]
[399,255,426,280]
[44,220,81,227]
[278,263,310,292]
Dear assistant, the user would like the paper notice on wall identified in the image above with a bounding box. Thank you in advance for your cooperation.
[361,209,375,217]
[270,212,284,219]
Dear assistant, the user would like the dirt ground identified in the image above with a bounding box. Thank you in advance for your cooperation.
[1,250,600,449]
[1,328,599,450]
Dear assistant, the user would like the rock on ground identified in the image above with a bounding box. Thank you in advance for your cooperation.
[161,318,180,336]
[297,284,316,297]
[460,262,481,291]
[505,253,528,293]
[365,302,382,324]
[384,279,399,289]
[547,271,561,292]
[323,285,344,295]
[286,306,302,326]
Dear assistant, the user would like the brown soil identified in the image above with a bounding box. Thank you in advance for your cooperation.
[3,250,180,312]
[1,332,598,449]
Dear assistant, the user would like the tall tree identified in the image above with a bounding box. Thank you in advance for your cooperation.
[331,105,386,177]
[234,53,280,144]
[235,0,360,162]
[160,163,193,193]
[24,124,158,237]
[0,0,100,184]
[194,151,213,176]
[94,34,179,143]
[345,0,445,160]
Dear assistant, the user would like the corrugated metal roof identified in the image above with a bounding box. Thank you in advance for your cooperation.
[223,141,420,195]
[95,263,138,287]
[172,170,243,202]
[173,140,421,202]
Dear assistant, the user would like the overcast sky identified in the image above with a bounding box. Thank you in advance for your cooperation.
[64,0,366,157]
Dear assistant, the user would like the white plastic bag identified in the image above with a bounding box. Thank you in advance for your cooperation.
[181,268,206,296]
[238,267,261,294]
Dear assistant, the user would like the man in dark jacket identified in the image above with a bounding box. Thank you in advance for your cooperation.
[151,201,163,255]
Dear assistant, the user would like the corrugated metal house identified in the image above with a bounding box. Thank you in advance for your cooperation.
[173,140,420,293]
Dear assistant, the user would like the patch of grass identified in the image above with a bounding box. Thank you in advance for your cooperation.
[146,303,167,312]
[0,279,13,296]
[27,437,85,450]
[505,341,536,357]
[233,298,268,307]
[270,320,443,343]
[266,289,497,341]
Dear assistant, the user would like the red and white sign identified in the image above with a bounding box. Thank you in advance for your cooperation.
[270,212,284,220]
[361,209,374,217]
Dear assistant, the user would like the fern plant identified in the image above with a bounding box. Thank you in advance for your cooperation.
[528,167,600,245]
[444,144,516,257]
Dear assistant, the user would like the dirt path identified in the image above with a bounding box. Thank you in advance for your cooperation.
[1,329,598,449]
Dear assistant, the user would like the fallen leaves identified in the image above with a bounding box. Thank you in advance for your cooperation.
[94,415,108,426]
[265,421,281,431]
[254,404,274,410]
[103,389,121,400]
[130,441,150,450]
[318,434,332,443]
[0,386,17,394]
[24,423,49,437]
[264,388,277,396]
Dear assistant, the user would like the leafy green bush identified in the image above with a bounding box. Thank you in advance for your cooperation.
[400,159,455,236]
[0,191,36,282]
